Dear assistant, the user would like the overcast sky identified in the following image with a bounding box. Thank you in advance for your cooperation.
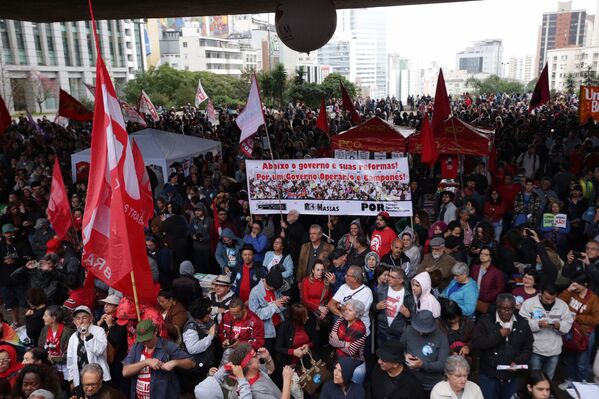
[386,0,599,69]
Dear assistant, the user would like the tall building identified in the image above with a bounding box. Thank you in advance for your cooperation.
[318,8,387,98]
[456,39,503,75]
[546,45,599,90]
[507,55,535,83]
[0,19,144,112]
[536,1,586,75]
[387,53,409,101]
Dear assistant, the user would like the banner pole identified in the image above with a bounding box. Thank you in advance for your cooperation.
[263,123,283,220]
[130,271,142,321]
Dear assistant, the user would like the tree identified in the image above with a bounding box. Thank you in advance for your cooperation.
[271,64,288,107]
[320,73,358,99]
[258,70,274,106]
[465,74,524,95]
[287,82,325,108]
[564,73,576,95]
[294,66,306,86]
[29,70,58,112]
[581,64,599,86]
[525,78,538,93]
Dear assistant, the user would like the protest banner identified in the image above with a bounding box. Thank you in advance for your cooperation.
[542,213,568,229]
[579,85,599,122]
[246,157,412,216]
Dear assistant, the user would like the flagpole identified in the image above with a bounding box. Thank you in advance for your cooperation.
[263,123,284,220]
[130,271,142,321]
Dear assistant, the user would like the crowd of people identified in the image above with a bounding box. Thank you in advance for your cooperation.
[0,90,598,399]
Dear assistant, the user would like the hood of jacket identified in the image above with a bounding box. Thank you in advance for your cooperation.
[413,271,432,297]
[337,357,361,385]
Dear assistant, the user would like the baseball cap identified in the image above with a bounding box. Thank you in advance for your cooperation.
[99,295,121,306]
[136,320,156,342]
[73,305,92,317]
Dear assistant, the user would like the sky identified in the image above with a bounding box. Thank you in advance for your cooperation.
[386,0,599,69]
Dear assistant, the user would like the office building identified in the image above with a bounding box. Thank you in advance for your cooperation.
[456,39,503,75]
[0,18,144,112]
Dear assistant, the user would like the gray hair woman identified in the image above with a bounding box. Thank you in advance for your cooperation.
[431,355,483,399]
[328,299,368,385]
[441,262,479,318]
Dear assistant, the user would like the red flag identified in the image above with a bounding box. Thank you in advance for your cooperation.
[82,20,155,304]
[131,139,154,226]
[58,89,93,121]
[0,95,11,135]
[529,63,550,113]
[237,74,265,158]
[138,90,159,122]
[340,82,361,125]
[420,114,438,166]
[119,100,147,127]
[48,158,73,240]
[316,97,329,134]
[431,68,451,135]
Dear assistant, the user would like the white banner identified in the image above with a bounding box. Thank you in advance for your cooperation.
[246,158,412,216]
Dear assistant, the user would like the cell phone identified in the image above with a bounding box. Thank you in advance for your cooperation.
[572,251,583,259]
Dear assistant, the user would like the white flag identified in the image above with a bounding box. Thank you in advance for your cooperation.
[207,99,218,126]
[195,78,208,107]
[236,74,265,157]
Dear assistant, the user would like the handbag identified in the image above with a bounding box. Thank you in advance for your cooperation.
[298,350,332,395]
[312,281,332,327]
[476,300,490,314]
[563,321,590,352]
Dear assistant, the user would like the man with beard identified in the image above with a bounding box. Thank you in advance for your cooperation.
[370,211,396,258]
[381,239,413,279]
[563,239,599,295]
[416,237,456,292]
[296,224,334,283]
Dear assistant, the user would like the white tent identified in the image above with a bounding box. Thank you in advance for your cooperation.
[70,128,222,183]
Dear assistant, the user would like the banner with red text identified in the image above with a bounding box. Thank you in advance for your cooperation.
[246,158,412,216]
[579,85,599,122]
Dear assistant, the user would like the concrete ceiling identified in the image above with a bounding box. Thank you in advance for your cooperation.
[0,0,476,23]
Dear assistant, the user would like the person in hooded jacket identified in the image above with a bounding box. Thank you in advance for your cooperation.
[171,261,203,309]
[189,203,213,274]
[400,310,449,394]
[215,228,243,274]
[337,219,365,253]
[320,357,365,399]
[411,272,441,318]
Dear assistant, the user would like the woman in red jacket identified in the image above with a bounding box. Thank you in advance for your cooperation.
[484,189,506,241]
[301,260,331,324]
[469,246,505,315]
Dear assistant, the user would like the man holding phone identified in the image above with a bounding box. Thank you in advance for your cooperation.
[563,239,599,295]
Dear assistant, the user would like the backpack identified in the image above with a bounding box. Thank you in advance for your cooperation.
[180,317,215,370]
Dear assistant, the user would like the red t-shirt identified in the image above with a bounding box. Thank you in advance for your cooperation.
[497,183,521,212]
[239,264,252,302]
[264,289,281,326]
[370,227,396,257]
[136,348,153,399]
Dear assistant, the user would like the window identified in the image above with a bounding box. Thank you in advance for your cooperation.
[13,21,27,64]
[0,19,13,64]
[32,23,45,65]
[45,23,57,65]
[85,21,95,66]
[60,23,73,66]
[71,22,82,66]
[182,41,187,48]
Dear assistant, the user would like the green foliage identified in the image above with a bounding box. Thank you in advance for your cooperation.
[320,73,358,98]
[525,78,538,93]
[565,73,577,95]
[581,64,599,86]
[465,74,524,95]
[123,63,361,110]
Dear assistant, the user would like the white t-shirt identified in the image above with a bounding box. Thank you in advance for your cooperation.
[385,287,404,327]
[333,284,374,335]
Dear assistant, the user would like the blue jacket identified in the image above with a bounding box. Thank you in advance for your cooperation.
[248,280,286,339]
[441,278,479,317]
[243,233,269,263]
[262,251,294,282]
[123,337,193,399]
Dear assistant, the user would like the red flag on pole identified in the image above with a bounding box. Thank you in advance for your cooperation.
[420,114,438,166]
[529,63,550,113]
[138,90,159,122]
[316,97,329,134]
[58,89,93,121]
[0,95,12,135]
[237,74,265,158]
[340,82,361,125]
[82,26,155,304]
[119,100,147,127]
[431,68,451,135]
[131,139,154,226]
[48,158,73,240]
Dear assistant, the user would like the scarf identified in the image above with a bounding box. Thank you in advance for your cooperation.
[0,344,23,379]
[45,323,64,357]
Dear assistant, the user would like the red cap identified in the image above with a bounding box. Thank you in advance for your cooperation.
[116,298,137,326]
[377,211,391,221]
[45,238,61,254]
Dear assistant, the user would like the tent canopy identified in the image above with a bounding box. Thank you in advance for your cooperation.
[70,128,222,183]
[408,116,492,156]
[332,117,414,153]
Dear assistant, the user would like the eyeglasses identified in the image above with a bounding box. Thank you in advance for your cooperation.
[585,246,599,251]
